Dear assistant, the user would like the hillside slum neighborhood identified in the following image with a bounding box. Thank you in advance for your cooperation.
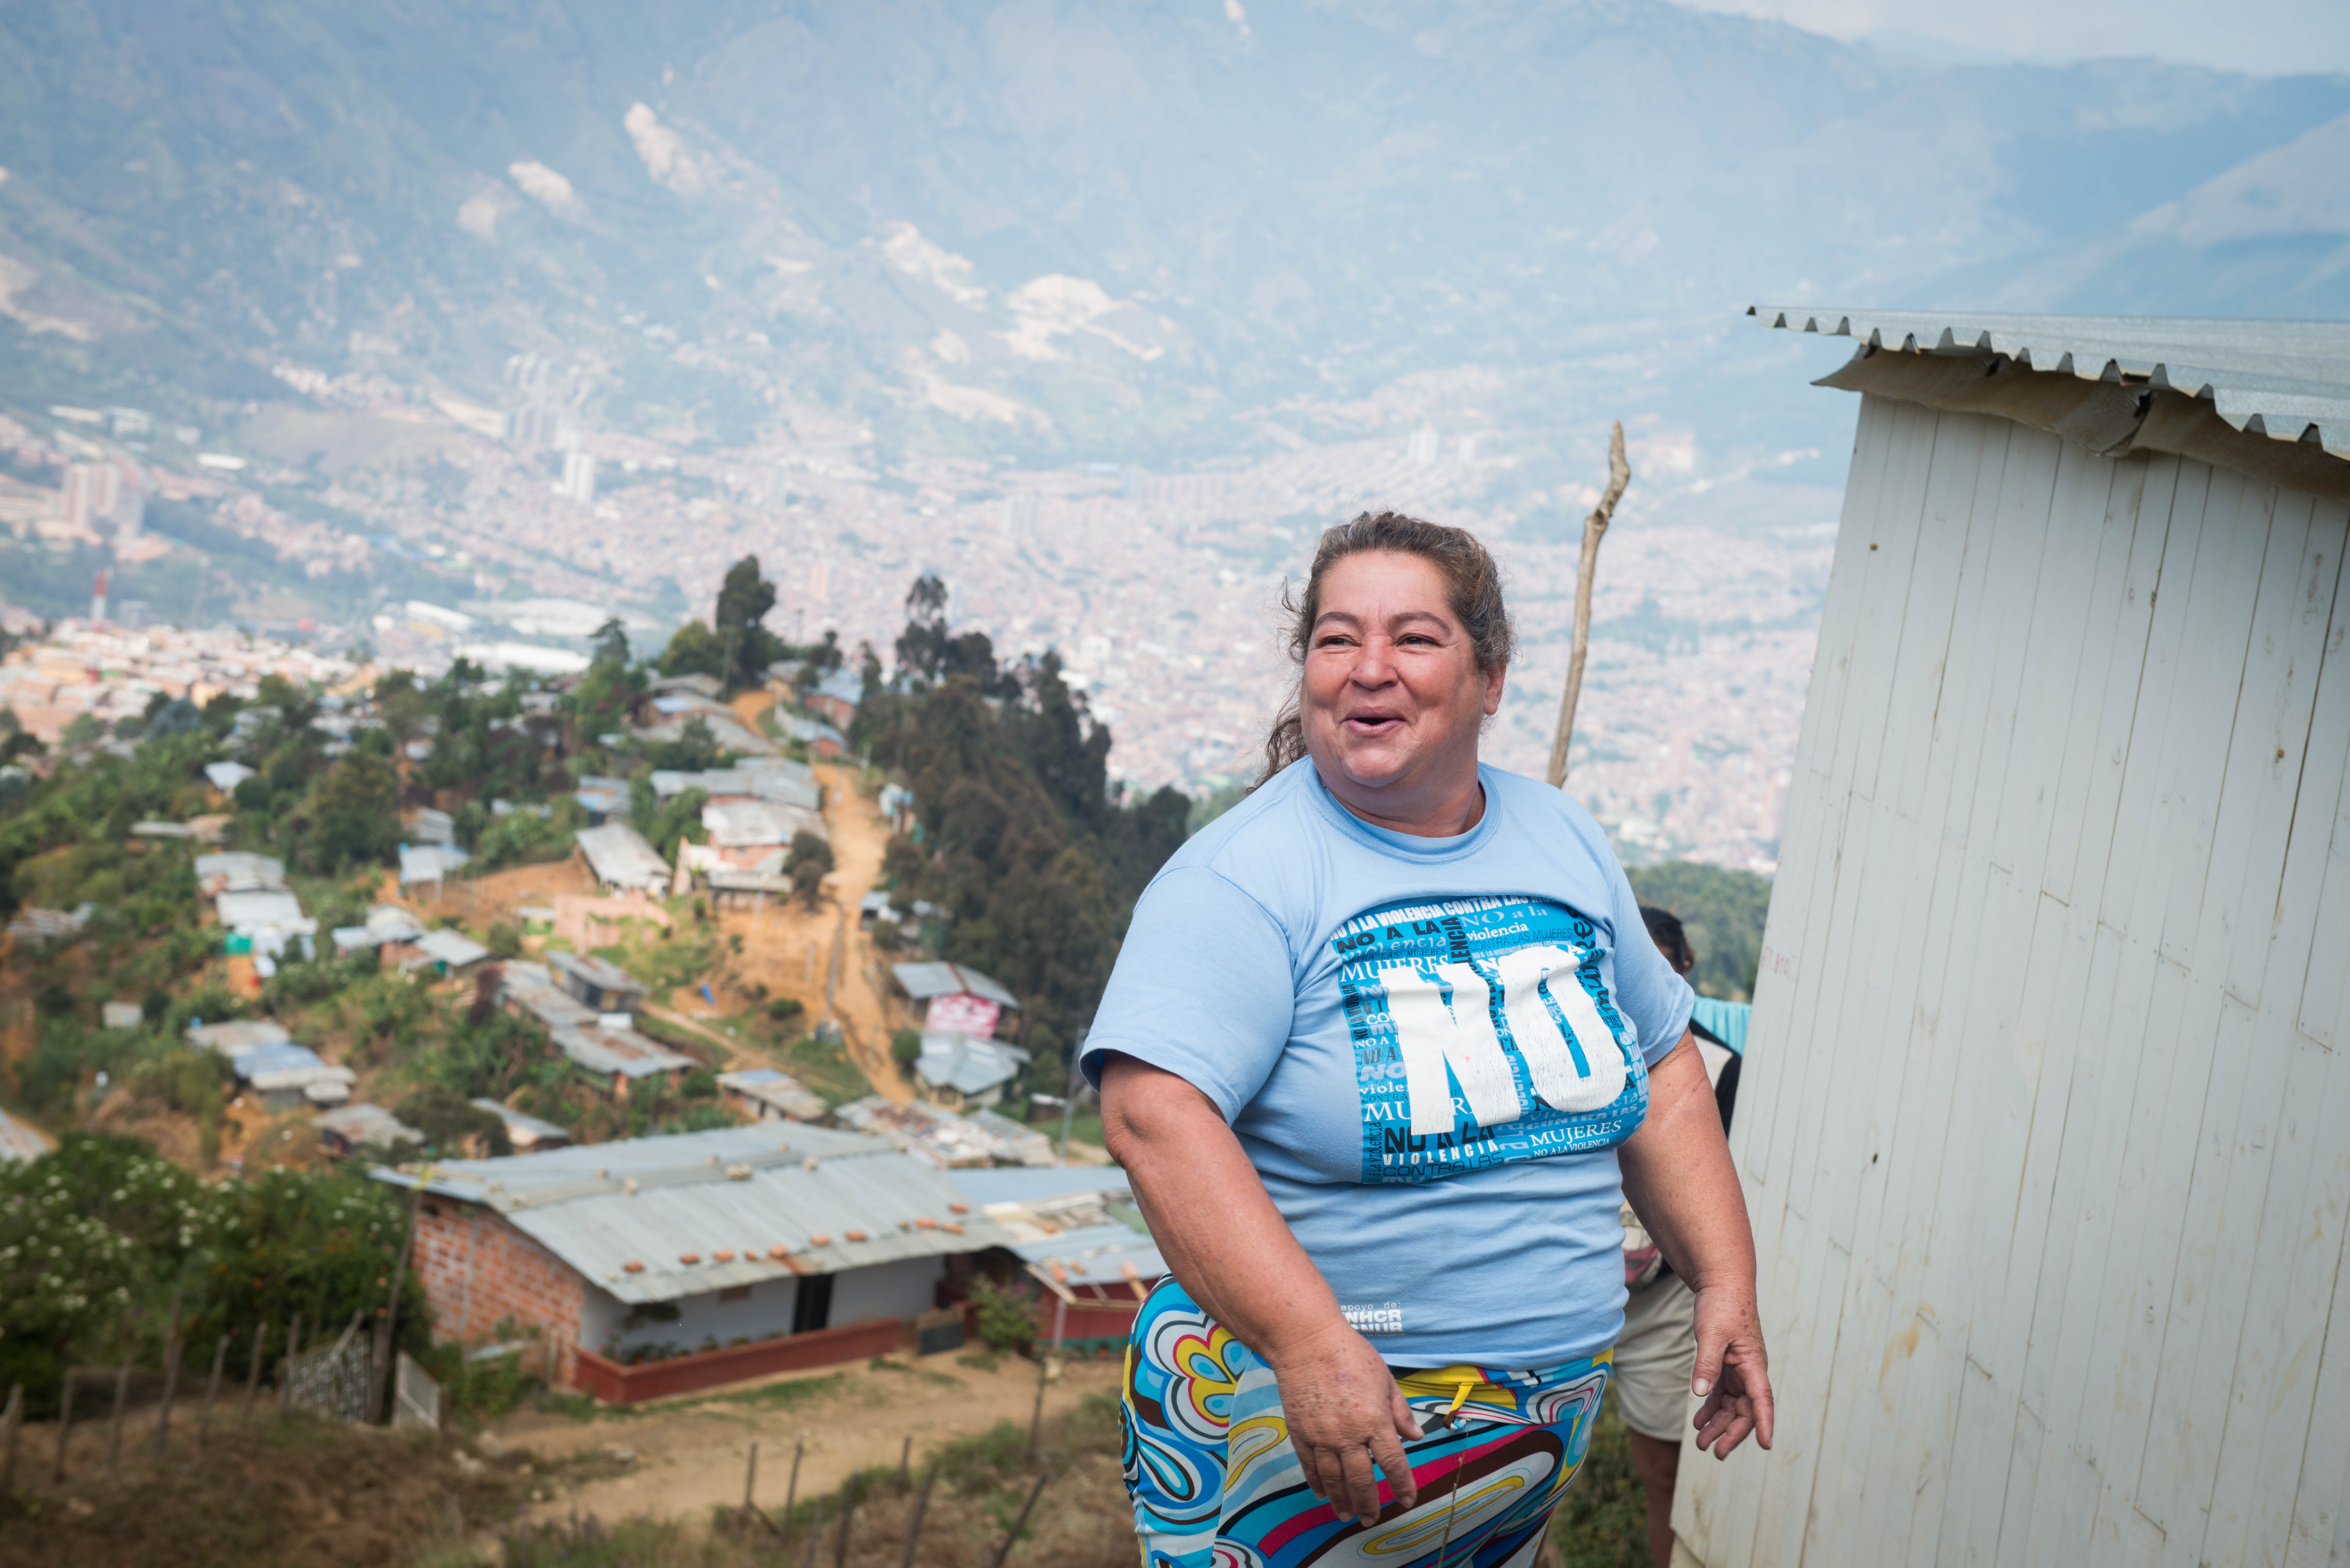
[0,625,1156,1420]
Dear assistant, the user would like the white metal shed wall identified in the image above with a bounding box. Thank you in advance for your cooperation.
[1679,392,2350,1567]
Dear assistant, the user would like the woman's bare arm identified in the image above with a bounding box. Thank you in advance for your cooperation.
[1616,1033,1775,1458]
[1100,1052,1421,1525]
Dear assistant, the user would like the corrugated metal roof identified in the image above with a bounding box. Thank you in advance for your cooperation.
[1012,1223,1167,1296]
[373,1124,1014,1304]
[892,962,1020,1007]
[409,928,490,967]
[188,1019,292,1054]
[548,1023,695,1080]
[471,1097,572,1145]
[948,1168,1129,1207]
[0,1106,56,1164]
[914,1034,1029,1097]
[1751,307,2350,462]
[575,823,670,890]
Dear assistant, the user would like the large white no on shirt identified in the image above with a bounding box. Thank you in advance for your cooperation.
[1377,945,1630,1136]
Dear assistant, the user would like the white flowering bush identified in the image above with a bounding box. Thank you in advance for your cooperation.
[0,1133,428,1416]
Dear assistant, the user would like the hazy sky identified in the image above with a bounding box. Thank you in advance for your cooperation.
[1674,0,2350,79]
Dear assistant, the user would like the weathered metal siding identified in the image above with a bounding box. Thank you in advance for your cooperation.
[1681,393,2350,1567]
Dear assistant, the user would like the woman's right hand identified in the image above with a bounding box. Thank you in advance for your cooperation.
[1265,1322,1425,1526]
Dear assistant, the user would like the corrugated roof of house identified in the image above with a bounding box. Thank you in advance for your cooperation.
[891,962,1020,1007]
[408,928,490,968]
[1752,306,2350,462]
[914,1034,1030,1097]
[371,1124,1014,1304]
[0,1106,55,1164]
[575,823,670,890]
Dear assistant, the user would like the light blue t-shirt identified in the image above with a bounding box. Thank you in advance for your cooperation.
[1083,758,1694,1367]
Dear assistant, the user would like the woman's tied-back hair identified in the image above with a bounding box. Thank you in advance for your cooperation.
[1258,510,1515,785]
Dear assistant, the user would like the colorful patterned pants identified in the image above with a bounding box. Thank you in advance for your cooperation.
[1120,1278,1612,1568]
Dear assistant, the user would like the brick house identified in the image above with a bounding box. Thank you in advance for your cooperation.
[376,1123,1015,1402]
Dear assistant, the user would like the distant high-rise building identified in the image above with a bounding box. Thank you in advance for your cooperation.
[91,567,109,624]
[1407,425,1440,465]
[509,404,566,450]
[558,449,597,504]
[64,461,143,537]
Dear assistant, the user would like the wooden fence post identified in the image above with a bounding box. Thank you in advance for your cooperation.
[241,1322,268,1425]
[104,1361,130,1472]
[801,1497,824,1568]
[896,1464,937,1568]
[154,1289,183,1457]
[989,1473,1051,1568]
[200,1334,228,1432]
[744,1439,760,1514]
[1,1383,22,1499]
[898,1433,910,1488]
[1028,1355,1050,1454]
[370,1178,425,1424]
[278,1313,301,1417]
[52,1371,74,1482]
[782,1438,803,1542]
[833,1471,859,1568]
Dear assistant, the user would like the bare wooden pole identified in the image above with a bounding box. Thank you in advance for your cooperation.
[1,1383,22,1498]
[989,1472,1051,1568]
[278,1313,302,1417]
[782,1438,803,1542]
[154,1289,183,1456]
[744,1439,760,1513]
[52,1372,74,1482]
[105,1361,130,1472]
[372,1178,426,1424]
[832,1471,860,1568]
[1546,421,1634,789]
[896,1464,937,1568]
[241,1323,268,1424]
[200,1335,228,1433]
[801,1497,824,1568]
[1028,1355,1050,1454]
[897,1433,911,1487]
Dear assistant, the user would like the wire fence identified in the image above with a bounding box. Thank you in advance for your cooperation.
[0,1300,443,1494]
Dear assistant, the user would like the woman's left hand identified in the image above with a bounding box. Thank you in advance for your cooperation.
[1688,1281,1774,1458]
[1619,1033,1774,1460]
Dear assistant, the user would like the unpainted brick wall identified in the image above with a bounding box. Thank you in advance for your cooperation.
[413,1199,587,1384]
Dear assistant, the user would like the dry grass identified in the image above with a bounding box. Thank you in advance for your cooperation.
[0,1412,527,1568]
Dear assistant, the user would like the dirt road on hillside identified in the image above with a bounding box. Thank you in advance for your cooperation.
[715,764,912,1103]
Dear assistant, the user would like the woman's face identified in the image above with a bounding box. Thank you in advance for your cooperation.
[1302,549,1505,804]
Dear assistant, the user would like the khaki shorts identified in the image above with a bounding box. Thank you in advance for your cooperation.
[1612,1271,1698,1440]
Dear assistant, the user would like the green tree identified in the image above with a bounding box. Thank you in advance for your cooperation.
[659,619,725,678]
[713,554,787,691]
[591,616,630,667]
[787,829,834,909]
[299,750,401,873]
[1625,861,1773,1000]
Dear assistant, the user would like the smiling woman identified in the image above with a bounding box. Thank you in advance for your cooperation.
[1089,511,1772,1568]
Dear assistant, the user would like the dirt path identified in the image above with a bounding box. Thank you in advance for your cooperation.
[715,765,912,1103]
[496,1353,1122,1524]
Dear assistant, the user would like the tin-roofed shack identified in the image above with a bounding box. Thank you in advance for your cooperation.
[1682,310,2350,1568]
[574,823,670,893]
[372,1124,1014,1402]
[497,960,693,1097]
[717,1067,830,1124]
[545,950,646,1015]
[891,961,1019,1038]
